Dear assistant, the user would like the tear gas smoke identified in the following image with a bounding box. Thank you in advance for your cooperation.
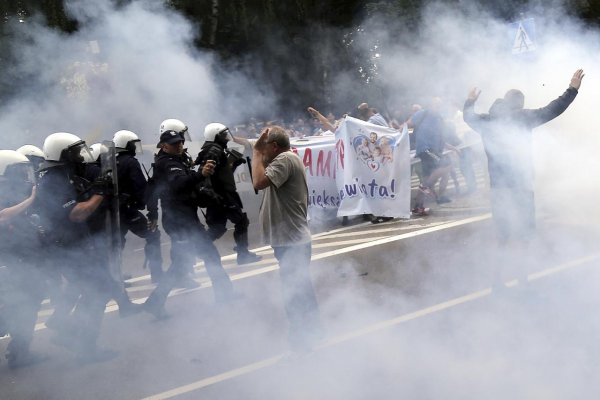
[1,1,600,398]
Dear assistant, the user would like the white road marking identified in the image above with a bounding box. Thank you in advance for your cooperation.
[24,214,490,335]
[140,252,600,400]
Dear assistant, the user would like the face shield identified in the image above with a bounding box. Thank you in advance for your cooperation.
[65,140,94,164]
[180,126,191,142]
[2,162,35,185]
[215,128,233,146]
[0,162,34,206]
[128,139,143,155]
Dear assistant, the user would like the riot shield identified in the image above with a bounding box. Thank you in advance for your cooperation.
[100,141,123,288]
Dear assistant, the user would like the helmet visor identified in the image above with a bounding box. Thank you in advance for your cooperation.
[180,129,191,142]
[131,139,143,154]
[2,162,34,184]
[218,128,233,142]
[66,140,94,164]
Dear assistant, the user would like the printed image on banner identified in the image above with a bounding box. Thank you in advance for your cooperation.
[335,116,411,218]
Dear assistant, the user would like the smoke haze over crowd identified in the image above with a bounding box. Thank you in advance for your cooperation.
[1,1,599,398]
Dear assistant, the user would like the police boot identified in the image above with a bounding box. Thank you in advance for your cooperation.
[235,247,262,265]
[234,217,261,265]
[142,300,169,320]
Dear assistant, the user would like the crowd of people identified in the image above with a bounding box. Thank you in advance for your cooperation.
[0,69,584,371]
[0,118,318,368]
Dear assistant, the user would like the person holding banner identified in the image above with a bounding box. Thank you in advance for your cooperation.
[463,69,584,291]
[251,126,322,352]
[408,97,456,215]
[357,102,390,127]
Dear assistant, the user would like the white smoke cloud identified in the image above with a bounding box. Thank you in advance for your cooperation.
[337,1,600,229]
[3,1,600,397]
[0,0,274,149]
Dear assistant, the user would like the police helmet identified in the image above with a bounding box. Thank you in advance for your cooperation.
[0,150,33,183]
[42,132,93,164]
[16,145,45,170]
[204,122,232,143]
[113,130,142,154]
[159,119,190,142]
[89,143,109,162]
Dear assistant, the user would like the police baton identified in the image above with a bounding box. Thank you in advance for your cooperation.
[246,156,259,195]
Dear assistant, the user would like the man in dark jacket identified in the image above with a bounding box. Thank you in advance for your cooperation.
[196,122,261,265]
[143,121,234,319]
[463,69,584,289]
[113,130,163,284]
[36,132,116,362]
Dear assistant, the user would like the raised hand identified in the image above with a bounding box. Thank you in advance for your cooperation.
[253,128,270,153]
[569,69,585,90]
[467,87,481,102]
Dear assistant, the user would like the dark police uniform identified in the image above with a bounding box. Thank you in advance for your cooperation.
[35,164,113,357]
[0,183,46,368]
[196,141,259,263]
[116,151,163,282]
[144,149,233,316]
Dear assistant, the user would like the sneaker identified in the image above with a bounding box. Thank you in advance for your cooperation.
[411,207,430,217]
[237,251,262,265]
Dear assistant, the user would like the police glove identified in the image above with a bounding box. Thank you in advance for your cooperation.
[91,176,114,196]
[231,157,246,171]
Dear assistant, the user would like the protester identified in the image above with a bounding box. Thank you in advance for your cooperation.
[407,97,456,215]
[251,125,322,351]
[463,68,584,290]
[357,102,389,127]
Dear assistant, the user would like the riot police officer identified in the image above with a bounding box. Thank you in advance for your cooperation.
[144,119,235,319]
[36,132,116,362]
[16,145,45,173]
[0,150,46,368]
[113,130,164,284]
[197,123,261,264]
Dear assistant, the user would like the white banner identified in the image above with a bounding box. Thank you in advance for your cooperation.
[335,116,411,218]
[290,136,340,209]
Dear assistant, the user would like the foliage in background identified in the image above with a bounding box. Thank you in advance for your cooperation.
[1,0,598,119]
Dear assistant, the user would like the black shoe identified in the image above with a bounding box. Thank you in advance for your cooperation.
[118,302,143,318]
[371,216,393,224]
[142,301,169,320]
[237,251,262,265]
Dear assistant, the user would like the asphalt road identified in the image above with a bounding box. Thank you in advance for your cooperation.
[1,176,600,399]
